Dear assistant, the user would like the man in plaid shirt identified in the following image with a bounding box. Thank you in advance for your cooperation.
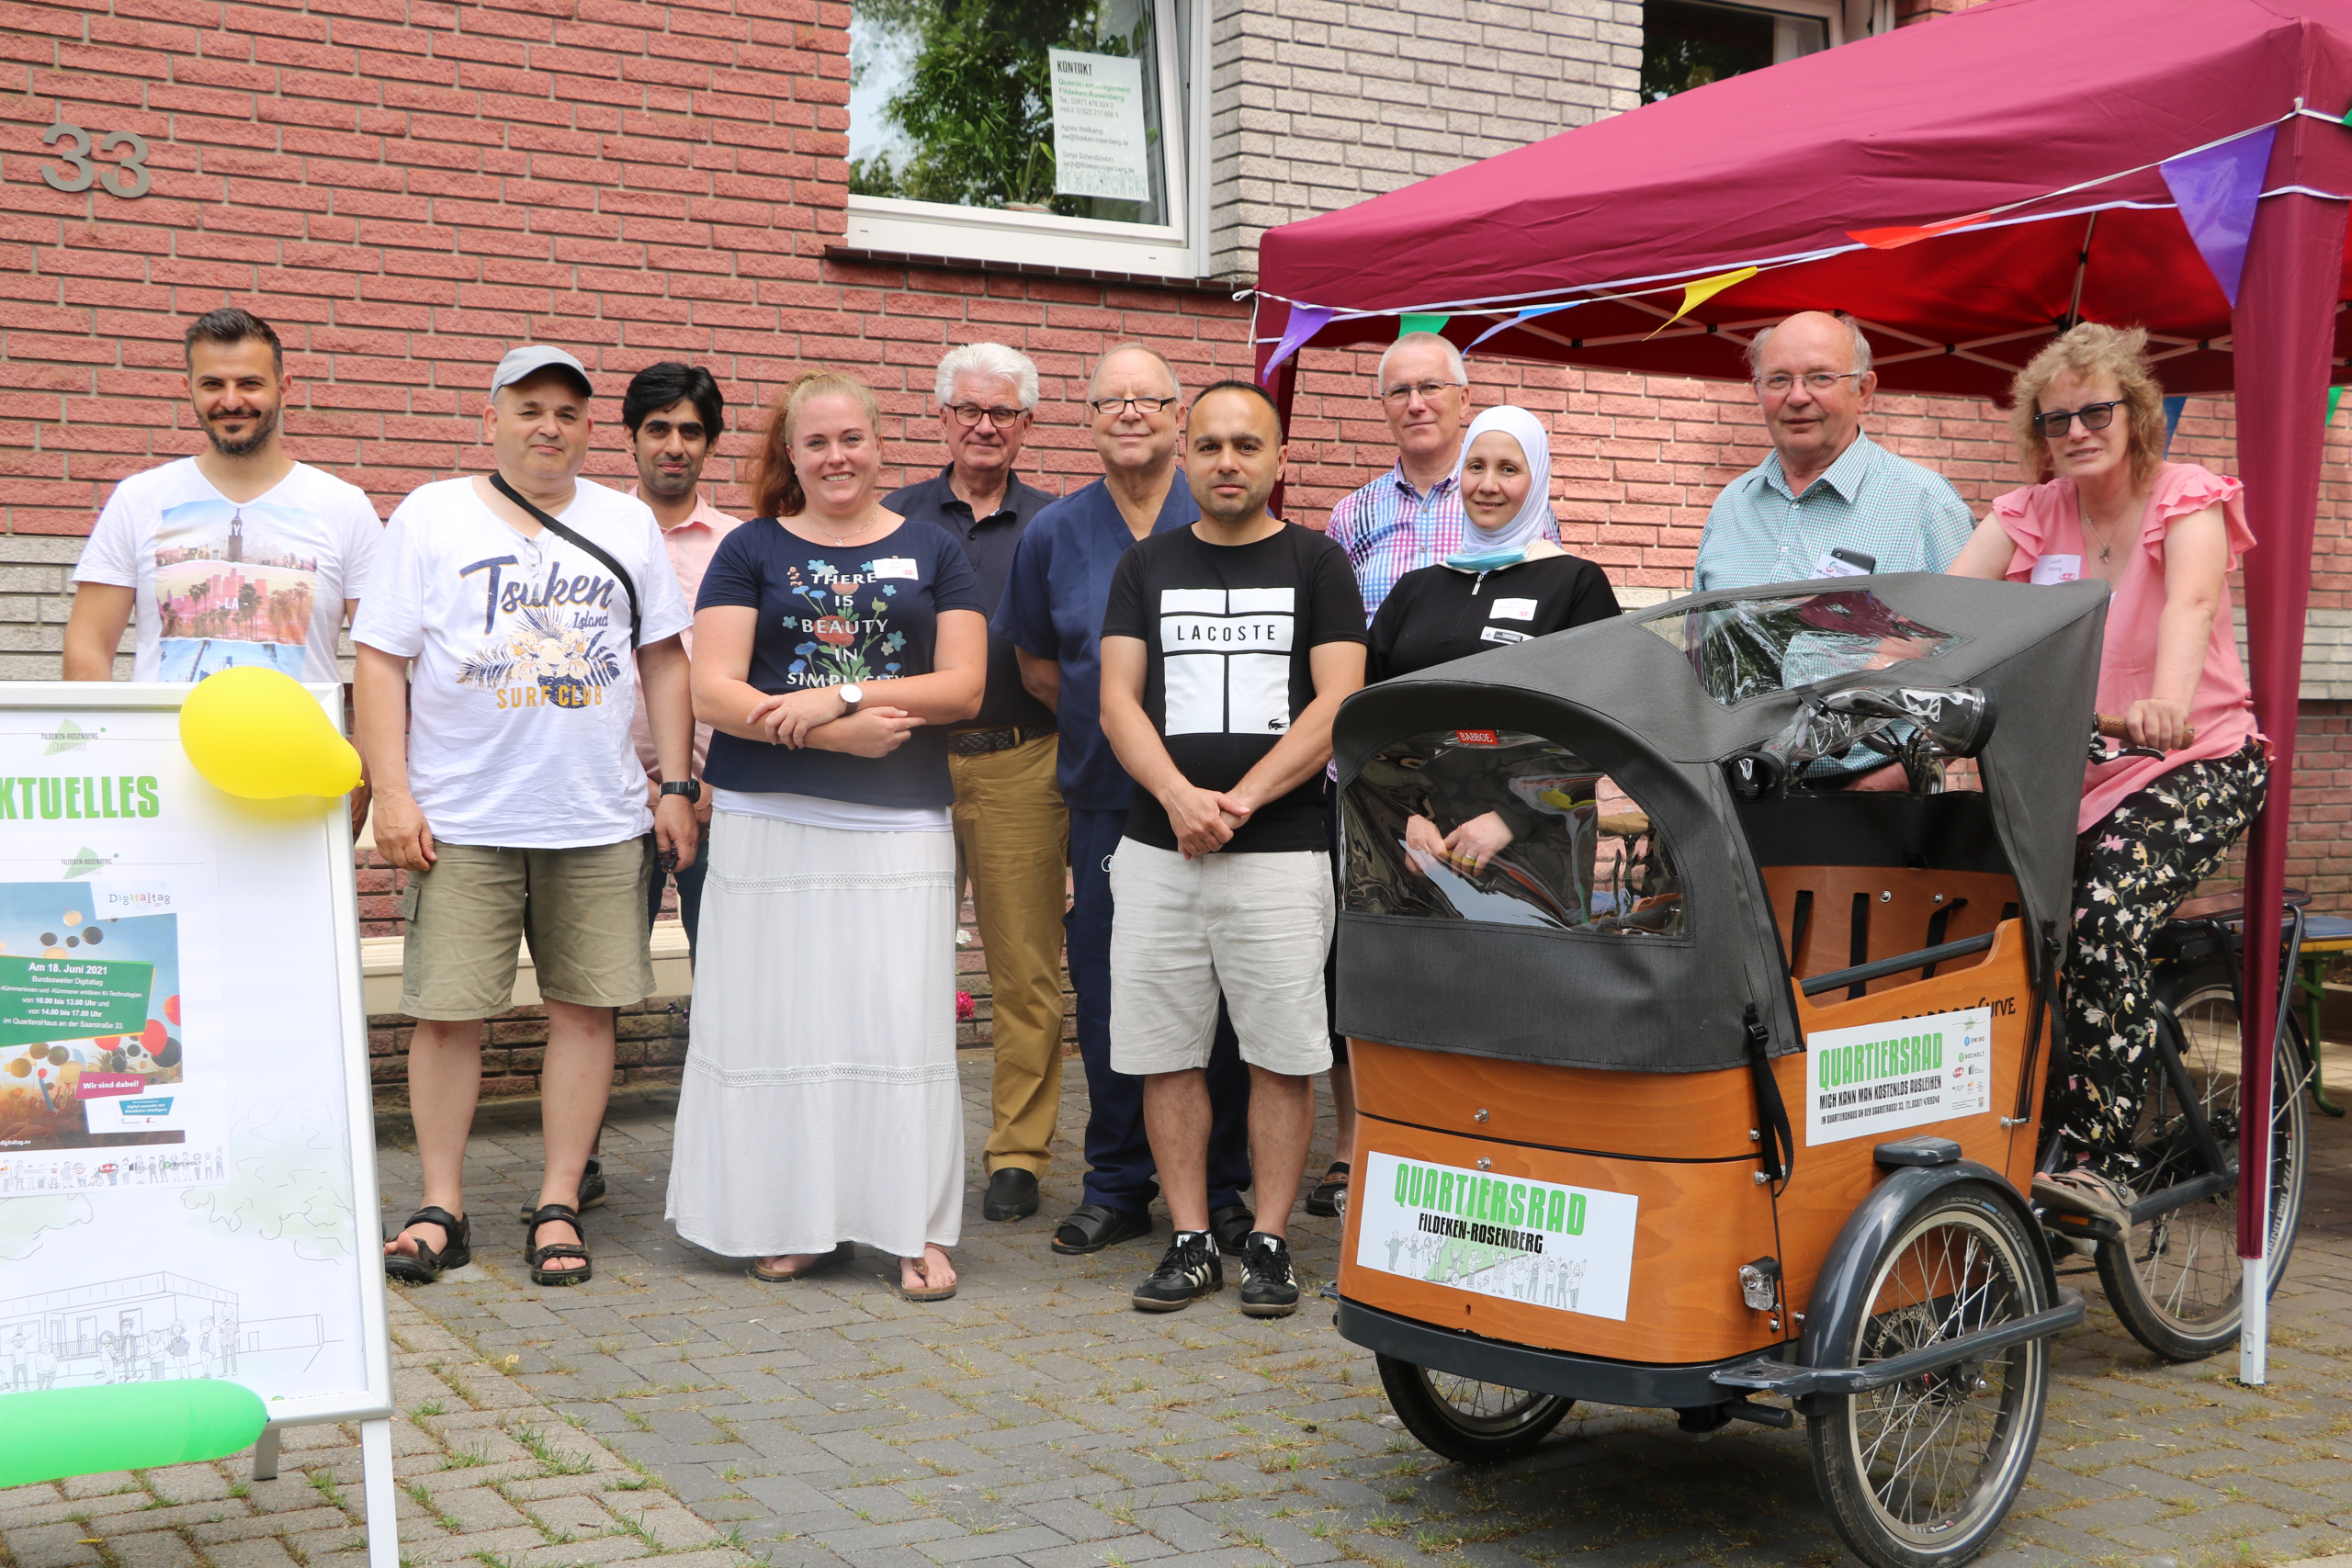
[1323,332,1558,622]
[1311,332,1559,1220]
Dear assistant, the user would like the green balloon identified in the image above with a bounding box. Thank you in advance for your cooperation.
[0,1382,268,1488]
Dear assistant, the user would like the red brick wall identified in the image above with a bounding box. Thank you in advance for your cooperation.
[0,0,1254,534]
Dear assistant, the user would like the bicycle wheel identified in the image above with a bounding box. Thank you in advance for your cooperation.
[2094,963,2310,1360]
[1810,1182,2049,1568]
[1374,1355,1572,1462]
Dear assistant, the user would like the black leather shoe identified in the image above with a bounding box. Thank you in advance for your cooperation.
[518,1158,606,1221]
[1209,1203,1255,1256]
[1051,1203,1152,1255]
[984,1168,1040,1221]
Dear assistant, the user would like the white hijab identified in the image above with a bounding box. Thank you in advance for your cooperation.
[1446,404,1556,566]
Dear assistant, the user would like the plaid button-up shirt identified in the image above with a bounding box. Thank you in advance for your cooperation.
[1326,463,1560,621]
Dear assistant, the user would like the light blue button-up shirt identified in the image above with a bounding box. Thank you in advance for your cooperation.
[1692,434,1974,593]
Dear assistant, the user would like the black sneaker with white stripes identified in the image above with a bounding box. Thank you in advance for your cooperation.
[1131,1230,1222,1311]
[1238,1232,1300,1317]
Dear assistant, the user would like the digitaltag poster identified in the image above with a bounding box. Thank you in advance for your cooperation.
[0,702,369,1409]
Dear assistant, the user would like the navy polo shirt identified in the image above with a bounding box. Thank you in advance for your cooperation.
[884,465,1058,732]
[992,474,1200,812]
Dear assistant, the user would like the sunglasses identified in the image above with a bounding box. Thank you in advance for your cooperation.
[2032,400,2126,438]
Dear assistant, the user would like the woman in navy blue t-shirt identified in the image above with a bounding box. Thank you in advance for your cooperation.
[664,370,985,1302]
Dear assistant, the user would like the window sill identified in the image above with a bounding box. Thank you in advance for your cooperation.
[843,194,1205,279]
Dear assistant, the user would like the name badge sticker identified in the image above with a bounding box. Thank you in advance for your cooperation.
[1488,597,1539,622]
[2030,553,2082,585]
[1811,550,1871,579]
[871,557,919,580]
[1479,626,1531,645]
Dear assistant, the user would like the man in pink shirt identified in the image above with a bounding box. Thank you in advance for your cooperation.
[623,363,740,957]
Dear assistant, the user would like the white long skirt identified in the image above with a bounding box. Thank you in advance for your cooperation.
[665,809,964,1259]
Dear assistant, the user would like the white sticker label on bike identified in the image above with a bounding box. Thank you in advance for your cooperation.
[1804,1004,1994,1145]
[1352,1150,1639,1321]
[2030,553,2082,585]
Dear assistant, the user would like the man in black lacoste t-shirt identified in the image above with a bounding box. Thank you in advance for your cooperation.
[1098,380,1366,1318]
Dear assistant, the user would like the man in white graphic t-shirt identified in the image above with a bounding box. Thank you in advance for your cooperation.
[65,307,384,816]
[1098,380,1366,1320]
[354,344,697,1292]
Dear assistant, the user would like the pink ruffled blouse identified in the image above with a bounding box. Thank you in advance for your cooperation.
[1989,462,2263,835]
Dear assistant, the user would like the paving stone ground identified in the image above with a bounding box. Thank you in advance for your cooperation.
[7,1052,2349,1568]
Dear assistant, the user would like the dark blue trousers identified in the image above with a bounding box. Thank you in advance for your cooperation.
[1067,807,1252,1215]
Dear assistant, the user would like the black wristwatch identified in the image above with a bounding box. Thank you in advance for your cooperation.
[659,780,701,803]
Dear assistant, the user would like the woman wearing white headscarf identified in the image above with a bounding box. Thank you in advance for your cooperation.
[1364,403,1622,872]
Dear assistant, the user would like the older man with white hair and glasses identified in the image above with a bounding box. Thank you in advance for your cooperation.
[884,342,1065,1223]
[1691,310,1973,592]
[1311,331,1558,1218]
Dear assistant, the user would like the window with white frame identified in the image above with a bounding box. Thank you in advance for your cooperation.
[1640,0,1847,100]
[846,0,1208,275]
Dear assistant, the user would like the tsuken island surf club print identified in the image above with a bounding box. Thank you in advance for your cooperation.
[776,558,913,689]
[451,550,628,711]
[152,497,324,682]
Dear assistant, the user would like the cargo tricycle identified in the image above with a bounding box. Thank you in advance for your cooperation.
[1329,575,2311,1568]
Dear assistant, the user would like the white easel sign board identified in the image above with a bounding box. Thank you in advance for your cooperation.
[0,683,392,1457]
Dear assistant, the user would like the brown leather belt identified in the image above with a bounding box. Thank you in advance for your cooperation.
[948,722,1057,757]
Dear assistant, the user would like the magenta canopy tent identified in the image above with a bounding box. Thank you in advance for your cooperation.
[1253,0,2352,1380]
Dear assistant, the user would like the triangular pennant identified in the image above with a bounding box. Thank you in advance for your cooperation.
[1643,266,1757,340]
[2330,385,2345,428]
[1847,211,1994,250]
[2162,394,2187,457]
[2159,125,2275,308]
[1398,313,1452,337]
[1466,302,1575,351]
[1256,304,1334,386]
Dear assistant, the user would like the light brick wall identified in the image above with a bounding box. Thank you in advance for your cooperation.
[1207,0,1642,280]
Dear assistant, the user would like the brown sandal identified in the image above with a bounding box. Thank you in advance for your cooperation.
[749,1242,854,1281]
[386,1206,469,1284]
[1306,1163,1351,1218]
[524,1202,592,1288]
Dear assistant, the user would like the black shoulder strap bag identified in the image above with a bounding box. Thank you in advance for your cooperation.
[486,472,642,648]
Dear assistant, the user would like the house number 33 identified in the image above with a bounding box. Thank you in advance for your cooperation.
[40,122,152,198]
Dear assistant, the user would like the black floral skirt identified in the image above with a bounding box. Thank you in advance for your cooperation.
[2052,739,2267,1178]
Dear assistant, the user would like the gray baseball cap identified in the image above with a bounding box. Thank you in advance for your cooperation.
[490,344,593,398]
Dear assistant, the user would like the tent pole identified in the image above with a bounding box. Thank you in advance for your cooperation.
[1266,333,1300,520]
[2225,184,2345,1386]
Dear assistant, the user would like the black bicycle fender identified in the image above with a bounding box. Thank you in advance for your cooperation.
[1792,1161,2051,1412]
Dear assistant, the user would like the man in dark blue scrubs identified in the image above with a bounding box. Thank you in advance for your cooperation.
[995,344,1253,1258]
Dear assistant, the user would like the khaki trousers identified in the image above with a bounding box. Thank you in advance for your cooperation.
[949,732,1070,1175]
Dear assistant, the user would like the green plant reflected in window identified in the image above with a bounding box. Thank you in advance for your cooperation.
[849,0,1172,226]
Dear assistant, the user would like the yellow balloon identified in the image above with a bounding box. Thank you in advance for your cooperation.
[176,668,362,800]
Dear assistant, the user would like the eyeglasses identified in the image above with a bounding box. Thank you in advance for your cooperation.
[2031,400,2126,438]
[1091,395,1176,417]
[1379,379,1464,405]
[1757,371,1866,395]
[947,403,1027,427]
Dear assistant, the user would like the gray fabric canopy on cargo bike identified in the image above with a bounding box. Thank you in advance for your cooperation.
[1329,572,2108,1074]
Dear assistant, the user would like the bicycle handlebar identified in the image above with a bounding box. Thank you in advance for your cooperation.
[2095,713,2196,742]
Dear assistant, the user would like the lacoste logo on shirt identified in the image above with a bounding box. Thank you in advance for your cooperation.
[1158,588,1295,737]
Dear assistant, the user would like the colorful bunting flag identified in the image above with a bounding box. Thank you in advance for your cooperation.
[2159,125,2276,307]
[1399,313,1452,337]
[2331,385,2345,428]
[1467,303,1575,351]
[1643,266,1757,340]
[1847,211,1994,250]
[1257,304,1334,386]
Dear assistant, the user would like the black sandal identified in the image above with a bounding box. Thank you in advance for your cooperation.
[385,1206,470,1284]
[1306,1163,1351,1218]
[524,1202,593,1288]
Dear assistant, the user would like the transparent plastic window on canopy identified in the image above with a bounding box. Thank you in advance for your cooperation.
[1641,589,1963,706]
[1342,729,1685,936]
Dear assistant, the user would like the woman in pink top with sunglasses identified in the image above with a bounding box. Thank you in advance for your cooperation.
[1949,321,2267,1232]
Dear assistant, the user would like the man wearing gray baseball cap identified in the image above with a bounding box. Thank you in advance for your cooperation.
[355,344,699,1291]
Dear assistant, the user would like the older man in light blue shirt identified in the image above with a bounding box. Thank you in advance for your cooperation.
[1692,311,1973,592]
